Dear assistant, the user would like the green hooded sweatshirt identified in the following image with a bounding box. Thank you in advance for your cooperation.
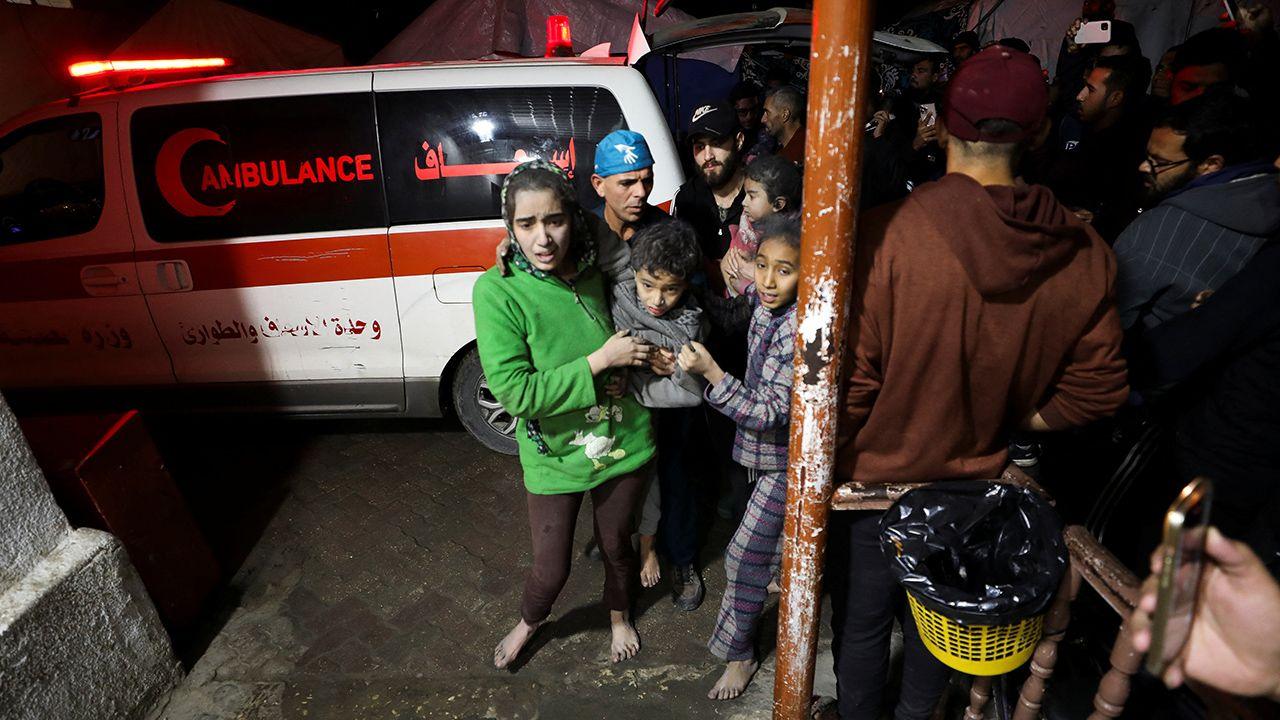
[471,163,654,494]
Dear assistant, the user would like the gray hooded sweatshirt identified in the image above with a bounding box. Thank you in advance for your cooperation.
[610,278,709,408]
[1115,169,1280,331]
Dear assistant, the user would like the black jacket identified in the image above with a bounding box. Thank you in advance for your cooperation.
[673,174,744,262]
[1025,110,1149,243]
[1131,241,1280,540]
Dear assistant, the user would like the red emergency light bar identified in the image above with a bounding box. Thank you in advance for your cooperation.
[545,15,573,57]
[68,57,231,79]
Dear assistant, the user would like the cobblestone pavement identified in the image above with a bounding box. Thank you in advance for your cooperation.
[143,417,842,720]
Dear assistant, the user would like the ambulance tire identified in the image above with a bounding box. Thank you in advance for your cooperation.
[452,348,519,455]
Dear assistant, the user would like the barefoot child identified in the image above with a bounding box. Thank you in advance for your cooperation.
[610,219,710,609]
[474,160,656,669]
[721,154,802,297]
[678,216,802,700]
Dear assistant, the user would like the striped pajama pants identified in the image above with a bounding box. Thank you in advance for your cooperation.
[708,467,787,661]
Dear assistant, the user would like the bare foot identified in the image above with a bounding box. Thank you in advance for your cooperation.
[708,659,759,700]
[639,535,661,588]
[493,618,539,669]
[609,610,640,663]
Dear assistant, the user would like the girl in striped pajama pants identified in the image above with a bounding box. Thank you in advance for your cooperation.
[677,217,801,701]
[707,467,788,660]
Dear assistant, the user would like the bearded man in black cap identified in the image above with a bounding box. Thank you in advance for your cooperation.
[674,102,747,275]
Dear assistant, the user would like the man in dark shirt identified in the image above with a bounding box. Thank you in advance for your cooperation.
[1169,27,1239,105]
[762,86,807,165]
[951,30,979,64]
[904,56,945,186]
[730,81,776,162]
[1028,54,1150,241]
[673,102,750,531]
[1053,1,1144,116]
[674,102,746,273]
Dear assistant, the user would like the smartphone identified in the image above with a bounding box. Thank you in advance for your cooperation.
[1145,477,1214,677]
[1075,20,1112,45]
[918,102,936,127]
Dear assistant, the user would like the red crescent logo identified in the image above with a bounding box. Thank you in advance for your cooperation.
[155,128,235,217]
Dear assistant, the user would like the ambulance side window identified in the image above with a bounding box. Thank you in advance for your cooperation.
[0,113,105,245]
[376,86,626,225]
[130,93,386,243]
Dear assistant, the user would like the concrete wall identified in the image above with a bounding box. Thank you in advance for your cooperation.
[0,396,181,720]
[0,402,69,593]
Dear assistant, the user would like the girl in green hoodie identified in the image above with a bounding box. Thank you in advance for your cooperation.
[473,160,657,669]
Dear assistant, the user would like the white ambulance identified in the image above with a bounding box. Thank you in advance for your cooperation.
[0,47,691,453]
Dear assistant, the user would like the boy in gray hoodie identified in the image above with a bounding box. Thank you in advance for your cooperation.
[611,219,710,610]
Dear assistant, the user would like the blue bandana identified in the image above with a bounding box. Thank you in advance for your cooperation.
[593,129,654,177]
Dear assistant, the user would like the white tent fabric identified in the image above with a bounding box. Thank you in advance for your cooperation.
[905,0,1280,80]
[0,6,74,124]
[0,3,137,124]
[372,0,714,65]
[113,0,346,73]
[969,0,1228,78]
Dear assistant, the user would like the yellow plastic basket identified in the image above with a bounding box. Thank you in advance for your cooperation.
[906,592,1044,676]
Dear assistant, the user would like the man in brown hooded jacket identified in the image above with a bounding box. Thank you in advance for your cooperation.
[829,46,1129,720]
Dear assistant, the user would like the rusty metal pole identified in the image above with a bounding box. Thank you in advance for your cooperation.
[773,0,875,717]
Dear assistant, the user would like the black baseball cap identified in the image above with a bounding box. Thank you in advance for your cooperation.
[687,102,739,140]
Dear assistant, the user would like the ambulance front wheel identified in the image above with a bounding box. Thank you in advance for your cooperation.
[452,348,519,455]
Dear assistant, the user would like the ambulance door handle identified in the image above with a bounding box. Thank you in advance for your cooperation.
[156,260,192,292]
[80,265,131,296]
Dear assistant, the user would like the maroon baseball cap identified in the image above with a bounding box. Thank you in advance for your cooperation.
[942,45,1047,142]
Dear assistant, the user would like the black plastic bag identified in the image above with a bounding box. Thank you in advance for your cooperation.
[880,481,1067,625]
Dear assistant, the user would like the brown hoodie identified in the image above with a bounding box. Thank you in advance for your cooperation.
[836,173,1128,485]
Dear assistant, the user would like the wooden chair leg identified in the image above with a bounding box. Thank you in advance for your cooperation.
[1087,618,1143,719]
[964,675,994,720]
[1013,568,1080,720]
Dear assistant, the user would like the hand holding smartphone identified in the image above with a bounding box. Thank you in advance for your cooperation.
[1145,477,1213,677]
[1132,506,1280,699]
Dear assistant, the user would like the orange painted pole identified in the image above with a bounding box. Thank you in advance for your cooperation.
[773,0,875,717]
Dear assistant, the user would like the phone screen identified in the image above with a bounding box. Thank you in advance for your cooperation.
[1146,478,1213,676]
[919,102,936,127]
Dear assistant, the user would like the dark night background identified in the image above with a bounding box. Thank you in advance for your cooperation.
[58,1,815,64]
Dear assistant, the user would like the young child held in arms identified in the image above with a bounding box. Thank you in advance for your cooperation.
[721,154,802,297]
[610,219,711,610]
[678,215,802,700]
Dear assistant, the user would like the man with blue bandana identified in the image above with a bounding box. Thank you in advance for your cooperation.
[592,129,667,243]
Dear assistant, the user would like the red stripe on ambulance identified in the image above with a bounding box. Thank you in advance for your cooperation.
[0,227,504,303]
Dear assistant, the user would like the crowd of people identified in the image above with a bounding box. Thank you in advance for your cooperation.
[469,2,1280,716]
